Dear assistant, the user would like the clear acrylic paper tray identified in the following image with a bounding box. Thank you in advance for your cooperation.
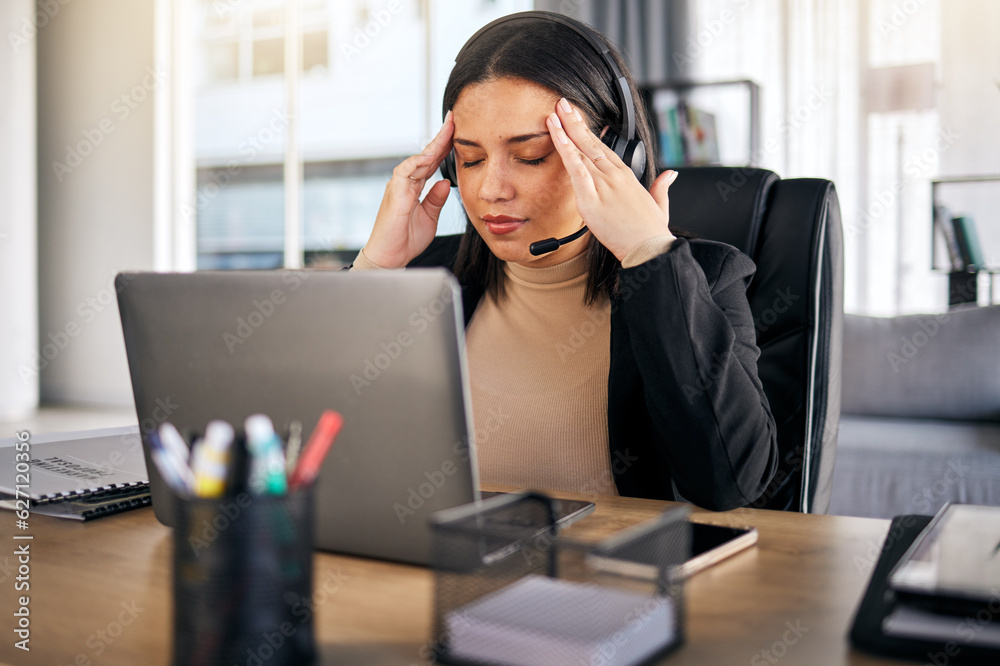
[429,492,691,666]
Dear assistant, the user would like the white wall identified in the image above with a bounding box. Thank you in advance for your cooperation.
[939,0,1000,273]
[939,0,1000,177]
[0,0,38,420]
[36,0,156,406]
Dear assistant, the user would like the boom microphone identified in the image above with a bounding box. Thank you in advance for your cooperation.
[528,226,589,256]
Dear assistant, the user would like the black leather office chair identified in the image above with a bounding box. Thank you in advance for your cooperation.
[670,166,843,513]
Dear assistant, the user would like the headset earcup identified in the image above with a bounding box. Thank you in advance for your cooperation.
[622,139,646,181]
[604,131,646,182]
[441,150,458,187]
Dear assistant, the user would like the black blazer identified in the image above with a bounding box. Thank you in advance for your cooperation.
[408,234,779,511]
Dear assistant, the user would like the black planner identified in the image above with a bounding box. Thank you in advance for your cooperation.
[849,514,1000,664]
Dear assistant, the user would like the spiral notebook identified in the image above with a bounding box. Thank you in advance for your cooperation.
[0,425,148,504]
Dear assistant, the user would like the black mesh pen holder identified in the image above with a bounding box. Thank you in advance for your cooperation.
[430,492,690,666]
[172,484,316,666]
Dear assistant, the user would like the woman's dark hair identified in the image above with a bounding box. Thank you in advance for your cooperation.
[443,17,661,305]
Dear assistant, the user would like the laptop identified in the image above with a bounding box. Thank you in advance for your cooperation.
[116,268,592,566]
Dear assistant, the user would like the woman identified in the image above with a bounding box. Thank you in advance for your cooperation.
[352,11,777,511]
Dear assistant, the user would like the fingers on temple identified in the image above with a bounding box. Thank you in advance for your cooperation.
[425,110,454,156]
[393,152,437,185]
[395,111,453,185]
[554,98,610,161]
[546,113,597,193]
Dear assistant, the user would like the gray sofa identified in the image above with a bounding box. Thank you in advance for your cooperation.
[828,305,1000,519]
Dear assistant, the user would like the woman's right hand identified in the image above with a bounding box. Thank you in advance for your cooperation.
[362,111,455,268]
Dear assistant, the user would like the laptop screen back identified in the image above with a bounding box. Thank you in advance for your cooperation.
[116,268,479,565]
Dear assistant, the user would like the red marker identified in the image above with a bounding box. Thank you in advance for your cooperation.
[288,410,344,490]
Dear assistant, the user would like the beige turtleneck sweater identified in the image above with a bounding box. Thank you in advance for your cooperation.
[352,236,672,496]
[464,251,617,495]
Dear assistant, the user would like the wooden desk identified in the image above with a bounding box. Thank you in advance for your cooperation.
[1,496,904,666]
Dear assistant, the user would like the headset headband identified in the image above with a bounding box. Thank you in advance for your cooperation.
[442,10,646,184]
[450,10,637,145]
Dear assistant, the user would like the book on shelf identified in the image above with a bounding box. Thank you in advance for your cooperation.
[934,205,964,271]
[657,104,685,166]
[683,106,720,165]
[0,425,150,521]
[655,99,721,168]
[951,215,986,270]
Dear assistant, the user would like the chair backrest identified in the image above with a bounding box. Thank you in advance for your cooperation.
[670,166,844,513]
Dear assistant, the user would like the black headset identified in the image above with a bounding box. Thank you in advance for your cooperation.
[439,10,647,187]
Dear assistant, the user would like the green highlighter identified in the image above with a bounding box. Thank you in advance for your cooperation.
[244,414,288,495]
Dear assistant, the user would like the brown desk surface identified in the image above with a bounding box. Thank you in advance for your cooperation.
[0,493,906,666]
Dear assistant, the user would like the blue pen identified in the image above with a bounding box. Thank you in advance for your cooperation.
[245,414,287,495]
[150,430,194,494]
[159,422,191,465]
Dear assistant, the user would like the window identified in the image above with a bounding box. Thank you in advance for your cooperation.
[183,0,531,271]
[685,0,972,315]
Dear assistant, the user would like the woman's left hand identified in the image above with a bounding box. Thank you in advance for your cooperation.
[546,98,678,261]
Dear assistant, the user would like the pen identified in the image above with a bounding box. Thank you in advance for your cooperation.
[288,410,343,490]
[245,414,288,495]
[150,430,194,494]
[191,420,234,498]
[158,422,191,465]
[285,420,303,476]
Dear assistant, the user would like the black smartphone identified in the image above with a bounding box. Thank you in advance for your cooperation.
[584,517,758,582]
[683,522,759,577]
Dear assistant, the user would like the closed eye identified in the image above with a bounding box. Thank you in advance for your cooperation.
[459,154,550,169]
